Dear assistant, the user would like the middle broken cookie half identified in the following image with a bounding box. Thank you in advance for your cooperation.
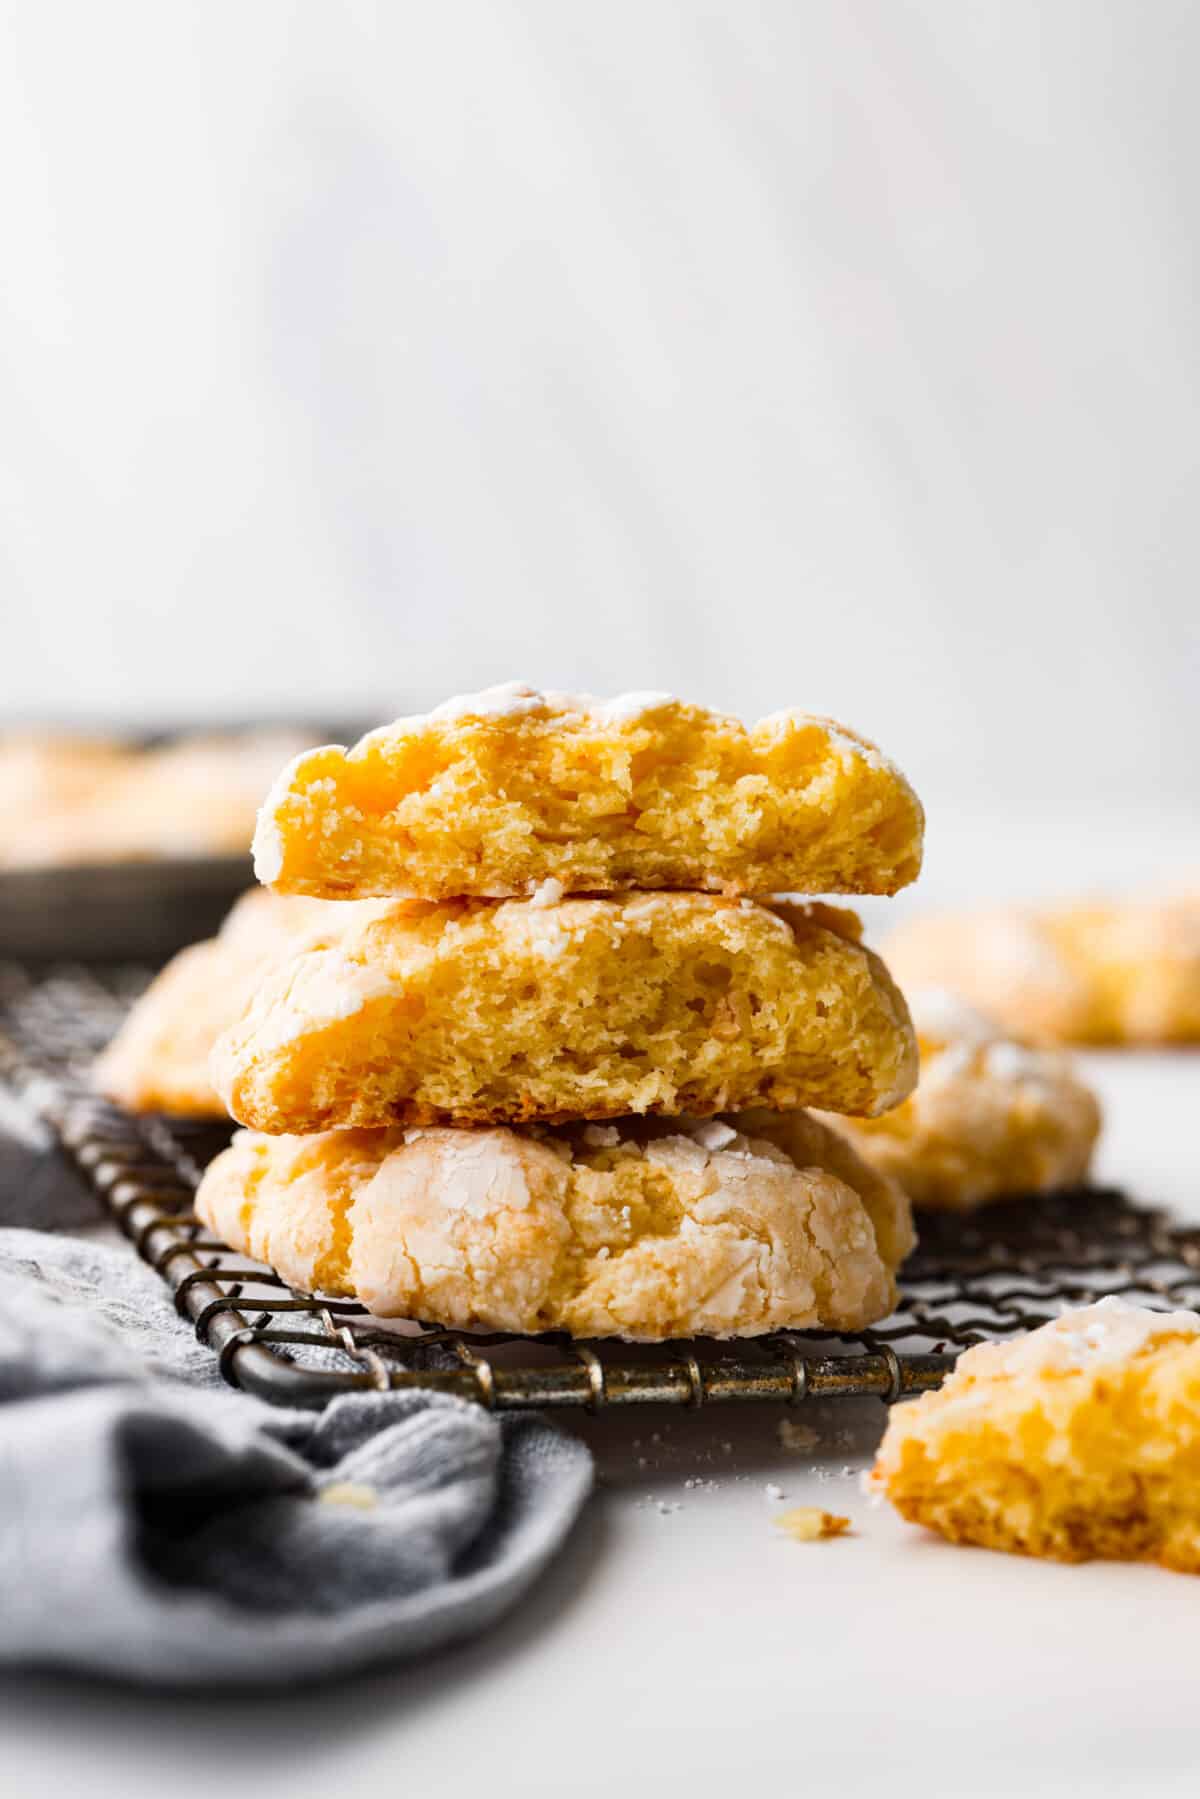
[211,892,918,1133]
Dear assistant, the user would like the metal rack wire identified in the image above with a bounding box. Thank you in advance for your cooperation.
[4,962,1200,1413]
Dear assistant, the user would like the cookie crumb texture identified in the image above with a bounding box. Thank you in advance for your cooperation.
[213,893,917,1133]
[195,1110,913,1341]
[820,987,1101,1211]
[252,687,924,901]
[871,1297,1200,1570]
[776,1507,851,1542]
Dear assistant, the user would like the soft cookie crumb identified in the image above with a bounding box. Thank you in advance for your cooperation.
[776,1507,851,1542]
[251,690,924,903]
[318,1481,379,1511]
[777,1418,820,1453]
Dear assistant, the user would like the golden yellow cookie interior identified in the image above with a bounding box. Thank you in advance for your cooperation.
[212,892,918,1133]
[871,1297,1200,1571]
[253,685,924,901]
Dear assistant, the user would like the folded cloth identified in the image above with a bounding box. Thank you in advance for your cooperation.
[0,1229,592,1687]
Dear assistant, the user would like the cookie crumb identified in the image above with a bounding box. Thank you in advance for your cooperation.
[764,1481,786,1501]
[777,1418,819,1453]
[776,1507,851,1542]
[318,1481,379,1511]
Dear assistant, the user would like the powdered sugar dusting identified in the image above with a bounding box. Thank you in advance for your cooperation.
[967,1296,1200,1378]
[429,682,549,724]
[528,877,565,908]
[981,1040,1059,1084]
[688,1119,739,1153]
[909,987,997,1048]
[594,690,676,722]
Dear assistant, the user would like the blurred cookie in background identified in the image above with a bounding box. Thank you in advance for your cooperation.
[884,890,1200,1046]
[0,732,129,848]
[818,987,1101,1211]
[3,728,318,868]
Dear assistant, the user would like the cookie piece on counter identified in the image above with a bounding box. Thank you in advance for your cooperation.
[870,1297,1200,1571]
[212,893,918,1133]
[884,892,1200,1046]
[252,685,924,901]
[195,1111,913,1340]
[93,889,371,1116]
[817,989,1101,1211]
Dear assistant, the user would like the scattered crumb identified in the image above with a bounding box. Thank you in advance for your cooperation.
[318,1481,379,1511]
[776,1507,851,1543]
[777,1418,820,1453]
[655,1499,681,1516]
[764,1482,786,1501]
[859,1469,884,1506]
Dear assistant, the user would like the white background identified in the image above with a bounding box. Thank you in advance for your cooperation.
[2,0,1198,840]
[2,9,1200,1793]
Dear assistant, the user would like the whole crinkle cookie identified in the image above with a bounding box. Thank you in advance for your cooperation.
[195,1110,914,1341]
[818,987,1101,1211]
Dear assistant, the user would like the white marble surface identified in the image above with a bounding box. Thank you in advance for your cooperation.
[2,1045,1197,1799]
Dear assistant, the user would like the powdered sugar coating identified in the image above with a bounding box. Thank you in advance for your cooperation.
[957,1296,1200,1381]
[908,988,997,1048]
[424,683,681,728]
[196,1109,908,1341]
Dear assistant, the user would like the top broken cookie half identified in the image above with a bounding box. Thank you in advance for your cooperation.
[252,685,924,903]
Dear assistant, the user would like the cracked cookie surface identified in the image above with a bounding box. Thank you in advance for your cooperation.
[195,1109,913,1340]
[819,989,1101,1211]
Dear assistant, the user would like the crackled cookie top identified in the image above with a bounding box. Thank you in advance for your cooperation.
[818,987,1101,1211]
[870,1297,1200,1571]
[884,892,1200,1046]
[195,1109,913,1341]
[251,685,924,901]
[211,892,917,1134]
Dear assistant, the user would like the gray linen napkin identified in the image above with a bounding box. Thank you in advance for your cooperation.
[0,1223,592,1687]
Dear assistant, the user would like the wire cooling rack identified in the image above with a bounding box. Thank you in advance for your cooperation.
[4,961,1200,1413]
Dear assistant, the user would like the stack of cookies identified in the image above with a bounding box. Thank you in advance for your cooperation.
[196,685,925,1342]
